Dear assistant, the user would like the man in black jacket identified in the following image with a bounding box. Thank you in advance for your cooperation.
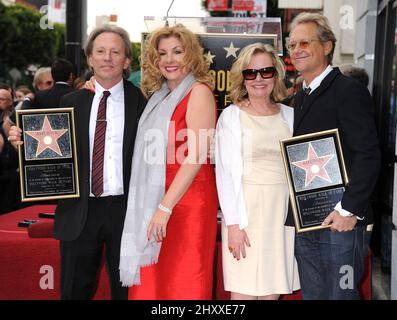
[286,12,380,299]
[22,58,76,110]
[9,25,146,300]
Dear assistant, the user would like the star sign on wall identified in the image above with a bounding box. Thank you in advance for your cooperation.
[223,42,240,59]
[204,50,216,65]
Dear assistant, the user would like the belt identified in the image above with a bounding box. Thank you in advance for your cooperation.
[88,195,124,202]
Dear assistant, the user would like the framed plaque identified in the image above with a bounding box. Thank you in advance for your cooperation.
[16,108,80,202]
[280,129,349,233]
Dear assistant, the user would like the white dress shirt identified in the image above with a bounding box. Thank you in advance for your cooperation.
[303,64,333,93]
[89,79,125,197]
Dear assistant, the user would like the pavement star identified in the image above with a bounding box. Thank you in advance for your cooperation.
[25,115,68,157]
[204,50,216,65]
[292,143,334,188]
[223,42,240,59]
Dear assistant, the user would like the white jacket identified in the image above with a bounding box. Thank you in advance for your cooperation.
[215,103,294,229]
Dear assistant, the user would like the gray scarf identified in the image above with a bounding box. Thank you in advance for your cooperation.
[119,73,196,286]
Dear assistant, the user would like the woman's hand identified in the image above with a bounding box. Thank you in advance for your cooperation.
[147,209,171,242]
[7,126,23,149]
[84,76,96,92]
[227,224,251,260]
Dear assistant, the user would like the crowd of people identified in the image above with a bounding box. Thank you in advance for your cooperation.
[3,11,380,300]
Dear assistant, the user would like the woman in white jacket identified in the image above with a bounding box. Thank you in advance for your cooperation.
[215,43,300,300]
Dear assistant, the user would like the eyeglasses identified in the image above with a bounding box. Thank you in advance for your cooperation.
[286,39,320,52]
[242,67,276,80]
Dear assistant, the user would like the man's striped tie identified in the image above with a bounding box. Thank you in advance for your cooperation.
[91,90,110,197]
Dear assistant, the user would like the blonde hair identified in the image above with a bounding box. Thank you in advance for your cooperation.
[229,43,286,104]
[141,24,213,98]
[289,12,337,65]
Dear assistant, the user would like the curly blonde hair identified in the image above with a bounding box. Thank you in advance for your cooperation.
[141,24,213,98]
[229,43,286,104]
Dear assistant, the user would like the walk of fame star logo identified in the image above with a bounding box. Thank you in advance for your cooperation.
[291,143,334,188]
[223,42,240,59]
[204,50,216,65]
[25,116,68,157]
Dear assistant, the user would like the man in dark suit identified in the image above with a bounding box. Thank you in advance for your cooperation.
[9,25,146,299]
[22,58,76,110]
[286,13,380,299]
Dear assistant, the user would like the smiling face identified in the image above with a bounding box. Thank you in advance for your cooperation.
[157,36,189,90]
[88,32,131,87]
[244,53,275,100]
[289,22,332,84]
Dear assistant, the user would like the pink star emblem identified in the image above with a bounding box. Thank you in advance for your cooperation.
[292,143,334,187]
[25,116,68,157]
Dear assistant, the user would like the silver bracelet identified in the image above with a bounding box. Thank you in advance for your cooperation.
[158,203,172,214]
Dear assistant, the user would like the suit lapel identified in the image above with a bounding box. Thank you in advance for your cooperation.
[122,80,138,172]
[293,90,305,132]
[293,68,341,134]
[80,90,95,180]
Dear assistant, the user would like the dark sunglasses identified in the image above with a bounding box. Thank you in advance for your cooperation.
[242,67,276,80]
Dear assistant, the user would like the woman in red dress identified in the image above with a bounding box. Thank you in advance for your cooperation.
[119,24,218,299]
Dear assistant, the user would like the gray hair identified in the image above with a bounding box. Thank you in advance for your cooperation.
[289,12,337,65]
[32,67,51,89]
[84,25,132,78]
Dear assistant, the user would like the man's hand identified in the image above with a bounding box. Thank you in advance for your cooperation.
[322,210,357,232]
[7,126,23,150]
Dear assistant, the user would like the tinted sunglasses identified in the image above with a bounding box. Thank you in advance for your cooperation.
[286,39,319,52]
[242,67,276,80]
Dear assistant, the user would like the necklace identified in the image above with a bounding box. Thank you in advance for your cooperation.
[247,100,279,116]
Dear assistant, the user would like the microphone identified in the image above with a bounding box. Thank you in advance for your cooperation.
[165,0,175,27]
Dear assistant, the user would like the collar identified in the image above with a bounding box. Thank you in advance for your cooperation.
[55,81,70,86]
[303,65,333,94]
[95,79,124,99]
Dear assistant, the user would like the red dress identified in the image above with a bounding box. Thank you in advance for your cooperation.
[128,90,219,300]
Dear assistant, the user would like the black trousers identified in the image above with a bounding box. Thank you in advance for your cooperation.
[60,196,128,300]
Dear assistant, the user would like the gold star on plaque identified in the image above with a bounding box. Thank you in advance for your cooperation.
[223,42,240,59]
[204,50,216,65]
